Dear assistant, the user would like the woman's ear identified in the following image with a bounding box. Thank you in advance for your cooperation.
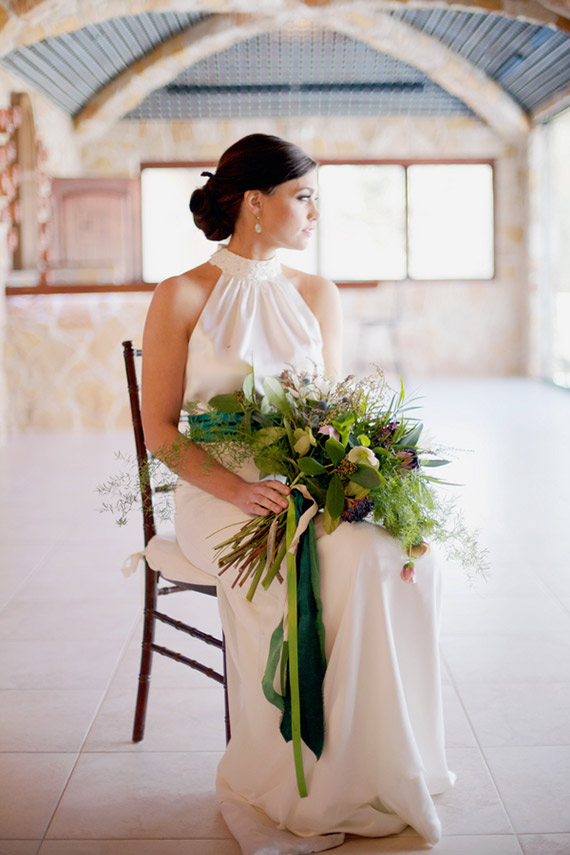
[243,190,262,216]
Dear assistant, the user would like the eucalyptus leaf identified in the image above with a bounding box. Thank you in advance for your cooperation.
[298,457,327,475]
[350,465,383,488]
[394,421,423,449]
[346,481,370,500]
[372,445,392,458]
[263,376,289,413]
[325,437,345,465]
[208,394,242,413]
[326,473,345,519]
[322,506,341,535]
[254,426,287,448]
[253,453,290,477]
[242,372,255,402]
[284,417,295,451]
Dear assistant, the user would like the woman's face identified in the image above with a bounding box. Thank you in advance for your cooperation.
[258,169,319,250]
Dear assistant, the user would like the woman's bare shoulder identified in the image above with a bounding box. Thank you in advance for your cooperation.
[154,261,218,301]
[150,260,219,318]
[281,264,339,306]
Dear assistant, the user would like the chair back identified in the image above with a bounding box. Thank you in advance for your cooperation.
[121,339,230,744]
[123,339,156,547]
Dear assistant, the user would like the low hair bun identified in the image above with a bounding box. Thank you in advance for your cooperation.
[189,181,233,242]
[189,134,316,242]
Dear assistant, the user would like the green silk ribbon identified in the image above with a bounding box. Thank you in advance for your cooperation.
[186,412,242,441]
[262,489,326,796]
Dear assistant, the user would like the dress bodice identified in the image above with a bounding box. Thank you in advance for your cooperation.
[183,246,324,408]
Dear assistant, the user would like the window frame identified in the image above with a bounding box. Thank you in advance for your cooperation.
[5,157,496,295]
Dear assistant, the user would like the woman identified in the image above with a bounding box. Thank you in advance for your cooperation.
[142,134,454,855]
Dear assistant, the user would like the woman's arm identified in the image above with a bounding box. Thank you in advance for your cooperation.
[141,273,290,516]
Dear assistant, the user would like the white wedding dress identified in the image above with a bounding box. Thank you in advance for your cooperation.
[174,246,455,854]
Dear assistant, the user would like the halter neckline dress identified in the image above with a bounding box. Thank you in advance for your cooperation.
[174,245,454,855]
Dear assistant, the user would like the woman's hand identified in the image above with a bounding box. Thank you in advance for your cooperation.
[233,479,291,516]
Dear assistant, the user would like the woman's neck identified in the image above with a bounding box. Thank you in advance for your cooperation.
[226,234,276,261]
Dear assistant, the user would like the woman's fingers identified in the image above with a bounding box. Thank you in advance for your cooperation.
[257,483,290,512]
[240,481,290,515]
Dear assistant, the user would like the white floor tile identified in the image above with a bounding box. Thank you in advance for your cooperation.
[0,597,138,642]
[39,843,240,855]
[0,753,76,839]
[455,682,570,747]
[484,746,570,833]
[0,640,125,690]
[335,834,523,854]
[519,834,570,854]
[441,594,570,635]
[434,748,513,836]
[84,686,226,752]
[0,843,40,855]
[442,685,477,748]
[0,541,54,611]
[46,751,229,840]
[0,690,102,752]
[440,633,570,683]
[0,384,568,852]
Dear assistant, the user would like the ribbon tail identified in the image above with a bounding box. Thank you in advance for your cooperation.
[285,494,307,798]
[121,551,144,578]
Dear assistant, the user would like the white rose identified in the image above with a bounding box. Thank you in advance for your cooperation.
[347,446,380,469]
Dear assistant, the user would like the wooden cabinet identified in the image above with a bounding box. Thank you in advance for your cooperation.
[50,177,142,284]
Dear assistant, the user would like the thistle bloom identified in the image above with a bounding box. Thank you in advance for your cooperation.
[396,449,419,471]
[400,562,416,584]
[347,446,380,469]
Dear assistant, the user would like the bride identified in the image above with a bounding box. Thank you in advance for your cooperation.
[141,133,455,854]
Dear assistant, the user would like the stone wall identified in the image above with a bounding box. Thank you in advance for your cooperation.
[3,113,530,432]
[5,292,150,432]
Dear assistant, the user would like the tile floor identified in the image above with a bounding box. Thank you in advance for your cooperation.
[1,379,570,855]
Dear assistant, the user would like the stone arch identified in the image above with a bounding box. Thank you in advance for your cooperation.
[1,0,569,55]
[72,7,529,143]
[319,10,530,141]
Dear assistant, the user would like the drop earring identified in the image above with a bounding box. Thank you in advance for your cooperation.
[254,216,262,234]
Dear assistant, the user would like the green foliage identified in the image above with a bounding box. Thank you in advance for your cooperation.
[100,365,488,595]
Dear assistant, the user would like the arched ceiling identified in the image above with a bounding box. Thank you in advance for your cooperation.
[0,1,569,144]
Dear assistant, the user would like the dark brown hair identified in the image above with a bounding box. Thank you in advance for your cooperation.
[190,134,316,241]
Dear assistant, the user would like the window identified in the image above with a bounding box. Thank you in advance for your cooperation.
[141,167,212,284]
[141,161,495,285]
[6,160,494,293]
[407,163,494,279]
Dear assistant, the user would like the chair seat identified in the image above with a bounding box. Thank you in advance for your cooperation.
[146,533,217,588]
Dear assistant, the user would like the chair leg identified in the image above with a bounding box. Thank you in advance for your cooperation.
[132,637,153,742]
[132,563,157,743]
[223,635,231,744]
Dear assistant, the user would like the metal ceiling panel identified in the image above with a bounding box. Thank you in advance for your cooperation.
[0,8,569,121]
[0,11,208,115]
[126,26,473,119]
[389,7,570,112]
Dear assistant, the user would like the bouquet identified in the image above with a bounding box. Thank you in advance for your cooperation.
[101,366,487,797]
[185,366,487,601]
